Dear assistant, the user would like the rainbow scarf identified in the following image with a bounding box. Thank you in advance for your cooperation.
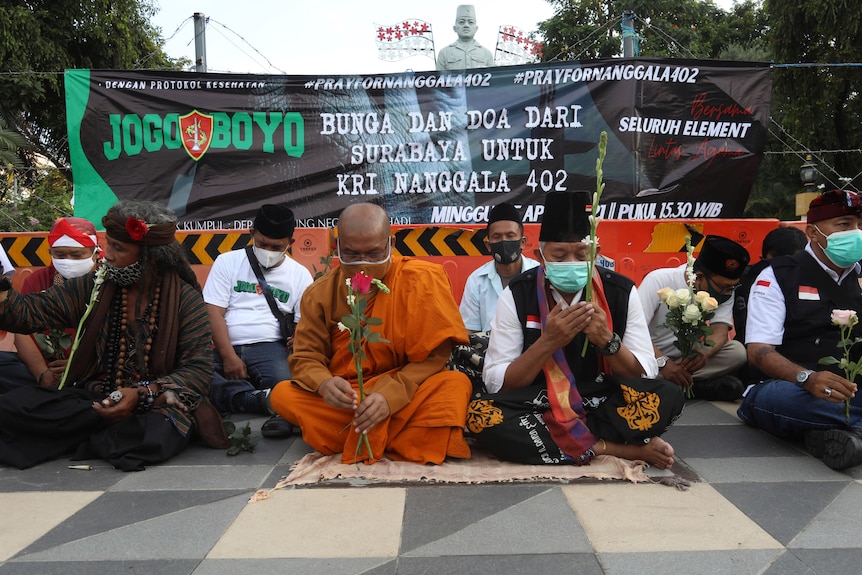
[536,267,612,459]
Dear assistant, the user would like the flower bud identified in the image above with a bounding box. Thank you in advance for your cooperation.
[831,309,859,327]
[683,303,701,323]
[675,288,691,304]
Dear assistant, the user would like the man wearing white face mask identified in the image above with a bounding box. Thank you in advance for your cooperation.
[0,217,99,393]
[203,204,312,437]
[739,190,862,470]
[471,191,682,469]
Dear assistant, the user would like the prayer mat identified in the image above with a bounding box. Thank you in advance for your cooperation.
[249,448,681,502]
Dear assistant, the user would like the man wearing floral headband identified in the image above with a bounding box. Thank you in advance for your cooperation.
[0,218,100,392]
[0,200,219,471]
[739,190,862,470]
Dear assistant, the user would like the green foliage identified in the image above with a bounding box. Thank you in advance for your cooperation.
[764,0,862,191]
[0,166,73,232]
[538,0,768,60]
[224,421,261,456]
[0,0,185,177]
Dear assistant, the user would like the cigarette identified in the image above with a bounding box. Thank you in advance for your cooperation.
[68,465,92,471]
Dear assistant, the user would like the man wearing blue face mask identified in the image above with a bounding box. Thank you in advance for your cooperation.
[469,191,683,469]
[639,235,751,401]
[203,204,312,438]
[739,190,862,470]
[459,202,539,334]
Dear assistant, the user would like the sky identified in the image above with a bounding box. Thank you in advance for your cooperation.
[151,0,737,76]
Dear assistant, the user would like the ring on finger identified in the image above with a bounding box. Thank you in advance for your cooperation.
[824,387,833,398]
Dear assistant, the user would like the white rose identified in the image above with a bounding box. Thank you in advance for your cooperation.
[657,287,674,302]
[683,303,701,323]
[665,293,679,308]
[701,297,719,313]
[675,288,692,304]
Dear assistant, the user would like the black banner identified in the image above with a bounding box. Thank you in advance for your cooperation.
[65,58,772,228]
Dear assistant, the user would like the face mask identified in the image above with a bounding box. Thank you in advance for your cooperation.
[489,240,523,264]
[105,260,143,287]
[52,253,96,279]
[338,242,392,280]
[711,292,733,305]
[815,227,862,268]
[253,246,285,269]
[543,259,590,294]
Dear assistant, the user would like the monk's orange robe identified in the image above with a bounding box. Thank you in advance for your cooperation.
[270,255,471,464]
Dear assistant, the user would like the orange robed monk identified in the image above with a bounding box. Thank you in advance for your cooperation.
[268,202,472,464]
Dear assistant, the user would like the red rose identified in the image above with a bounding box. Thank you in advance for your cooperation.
[350,272,373,294]
[125,217,149,241]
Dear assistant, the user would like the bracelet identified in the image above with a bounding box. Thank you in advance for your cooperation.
[600,439,607,454]
[135,380,155,412]
[37,369,51,385]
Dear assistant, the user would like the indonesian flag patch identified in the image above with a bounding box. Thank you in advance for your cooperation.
[798,286,820,301]
[526,315,542,330]
[756,279,770,288]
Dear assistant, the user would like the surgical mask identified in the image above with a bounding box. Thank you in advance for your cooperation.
[253,246,285,269]
[543,259,590,294]
[52,252,97,279]
[815,226,862,268]
[489,240,523,264]
[338,242,392,280]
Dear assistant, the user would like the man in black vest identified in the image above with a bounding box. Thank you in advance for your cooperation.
[466,191,683,469]
[738,190,862,470]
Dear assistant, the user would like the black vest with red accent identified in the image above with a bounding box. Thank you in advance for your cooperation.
[508,267,633,396]
[770,251,862,372]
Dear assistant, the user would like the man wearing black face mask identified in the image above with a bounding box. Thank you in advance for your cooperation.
[639,235,751,401]
[459,202,539,334]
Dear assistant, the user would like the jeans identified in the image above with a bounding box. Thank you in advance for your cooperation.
[210,342,290,413]
[737,378,862,440]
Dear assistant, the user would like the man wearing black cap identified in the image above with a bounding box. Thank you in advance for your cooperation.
[639,235,751,401]
[468,191,682,469]
[203,204,312,438]
[460,202,539,333]
[739,190,862,470]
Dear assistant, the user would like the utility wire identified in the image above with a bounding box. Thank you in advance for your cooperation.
[207,18,288,75]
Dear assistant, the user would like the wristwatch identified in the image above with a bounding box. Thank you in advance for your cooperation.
[796,370,815,387]
[598,332,622,356]
[656,355,669,368]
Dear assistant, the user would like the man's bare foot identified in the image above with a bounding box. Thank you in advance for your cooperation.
[605,436,675,469]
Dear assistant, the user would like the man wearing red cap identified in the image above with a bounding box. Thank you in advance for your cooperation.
[1,218,100,392]
[739,190,862,470]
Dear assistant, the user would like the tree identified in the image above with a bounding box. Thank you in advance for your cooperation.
[764,0,862,193]
[0,0,183,181]
[538,0,768,61]
[0,166,73,232]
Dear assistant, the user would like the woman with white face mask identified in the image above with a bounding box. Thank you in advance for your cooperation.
[2,218,99,392]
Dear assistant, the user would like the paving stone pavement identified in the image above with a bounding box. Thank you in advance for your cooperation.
[1,399,860,575]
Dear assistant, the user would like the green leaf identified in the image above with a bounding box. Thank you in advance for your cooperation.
[340,315,360,331]
[365,316,383,326]
[818,357,840,366]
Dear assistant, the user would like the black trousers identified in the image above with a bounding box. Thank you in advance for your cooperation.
[0,386,189,471]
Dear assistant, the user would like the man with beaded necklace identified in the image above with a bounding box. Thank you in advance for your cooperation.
[0,200,217,471]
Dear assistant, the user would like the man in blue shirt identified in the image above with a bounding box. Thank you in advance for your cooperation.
[460,202,539,333]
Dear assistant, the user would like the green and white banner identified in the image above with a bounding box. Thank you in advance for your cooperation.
[65,59,772,228]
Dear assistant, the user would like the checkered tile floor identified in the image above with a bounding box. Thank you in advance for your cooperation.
[1,399,861,575]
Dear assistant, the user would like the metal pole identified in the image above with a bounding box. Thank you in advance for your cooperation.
[622,10,634,58]
[194,12,207,72]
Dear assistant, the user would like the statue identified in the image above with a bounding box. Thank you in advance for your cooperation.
[436,5,494,70]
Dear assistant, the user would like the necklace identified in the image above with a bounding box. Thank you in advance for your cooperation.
[108,282,161,387]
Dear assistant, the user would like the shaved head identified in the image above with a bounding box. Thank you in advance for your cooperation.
[338,203,390,239]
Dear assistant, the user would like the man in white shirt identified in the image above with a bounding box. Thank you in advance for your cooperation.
[738,190,862,470]
[639,235,750,401]
[460,202,539,333]
[467,191,682,469]
[203,204,312,437]
[0,243,14,278]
